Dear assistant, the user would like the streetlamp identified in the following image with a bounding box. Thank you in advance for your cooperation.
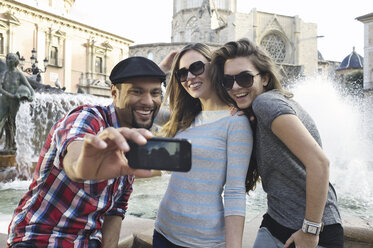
[19,48,49,83]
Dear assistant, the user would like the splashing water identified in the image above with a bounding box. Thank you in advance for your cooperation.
[15,92,112,179]
[290,77,373,219]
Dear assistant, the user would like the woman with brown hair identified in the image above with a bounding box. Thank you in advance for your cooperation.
[210,38,343,248]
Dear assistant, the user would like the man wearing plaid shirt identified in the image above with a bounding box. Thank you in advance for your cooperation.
[7,57,166,248]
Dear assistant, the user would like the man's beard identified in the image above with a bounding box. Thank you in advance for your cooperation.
[131,114,154,129]
[131,108,158,129]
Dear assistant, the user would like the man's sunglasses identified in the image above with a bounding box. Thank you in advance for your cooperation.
[222,71,261,90]
[175,61,205,83]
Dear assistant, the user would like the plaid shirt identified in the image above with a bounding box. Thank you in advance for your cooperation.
[8,104,134,248]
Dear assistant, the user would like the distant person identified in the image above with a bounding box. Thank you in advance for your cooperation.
[153,43,252,248]
[0,53,34,151]
[210,38,343,248]
[7,56,165,248]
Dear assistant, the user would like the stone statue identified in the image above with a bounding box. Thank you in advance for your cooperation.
[0,53,35,152]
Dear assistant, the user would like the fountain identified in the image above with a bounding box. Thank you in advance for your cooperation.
[290,77,373,219]
[0,92,112,181]
[0,76,372,246]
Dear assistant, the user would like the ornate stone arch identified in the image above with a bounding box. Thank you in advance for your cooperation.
[259,31,291,64]
[173,20,182,42]
[147,50,154,60]
[185,16,198,42]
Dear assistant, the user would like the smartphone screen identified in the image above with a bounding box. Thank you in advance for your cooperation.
[127,137,192,172]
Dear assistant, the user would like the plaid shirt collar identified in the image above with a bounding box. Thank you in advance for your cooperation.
[109,103,120,129]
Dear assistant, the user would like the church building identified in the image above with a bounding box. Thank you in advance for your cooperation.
[0,0,133,96]
[130,0,321,79]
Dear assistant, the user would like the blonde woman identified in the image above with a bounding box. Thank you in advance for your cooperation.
[153,43,253,248]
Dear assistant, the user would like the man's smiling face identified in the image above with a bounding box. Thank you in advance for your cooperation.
[111,77,162,129]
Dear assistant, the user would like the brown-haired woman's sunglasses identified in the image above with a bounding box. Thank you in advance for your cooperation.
[222,71,261,90]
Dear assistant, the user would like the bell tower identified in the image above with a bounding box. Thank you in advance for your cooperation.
[171,0,236,43]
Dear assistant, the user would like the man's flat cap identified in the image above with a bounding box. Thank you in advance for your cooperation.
[109,56,166,84]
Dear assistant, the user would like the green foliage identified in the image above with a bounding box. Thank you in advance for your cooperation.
[344,70,363,96]
[346,70,363,87]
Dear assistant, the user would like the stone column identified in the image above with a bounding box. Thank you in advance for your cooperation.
[64,38,72,92]
[36,25,47,83]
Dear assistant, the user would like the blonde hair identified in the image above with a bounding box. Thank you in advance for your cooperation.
[160,43,230,137]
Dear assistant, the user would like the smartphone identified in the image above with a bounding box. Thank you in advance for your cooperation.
[126,137,192,172]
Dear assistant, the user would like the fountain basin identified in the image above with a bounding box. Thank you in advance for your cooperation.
[0,154,16,169]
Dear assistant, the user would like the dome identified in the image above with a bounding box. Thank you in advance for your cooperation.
[337,47,364,70]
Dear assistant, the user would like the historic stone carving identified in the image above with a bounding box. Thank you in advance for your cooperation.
[0,53,35,152]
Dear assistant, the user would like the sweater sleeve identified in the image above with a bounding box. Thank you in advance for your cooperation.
[223,115,253,217]
[252,91,296,130]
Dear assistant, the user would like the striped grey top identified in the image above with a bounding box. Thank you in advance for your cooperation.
[155,111,253,247]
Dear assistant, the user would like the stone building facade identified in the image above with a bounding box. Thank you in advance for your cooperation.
[0,0,133,96]
[130,0,320,79]
[357,13,373,90]
[317,51,340,80]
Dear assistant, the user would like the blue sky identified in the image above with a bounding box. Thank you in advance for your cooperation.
[71,0,368,62]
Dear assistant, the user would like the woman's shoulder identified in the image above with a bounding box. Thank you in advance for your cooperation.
[216,112,249,121]
[254,90,284,103]
[194,113,249,129]
[223,114,251,129]
[253,90,290,110]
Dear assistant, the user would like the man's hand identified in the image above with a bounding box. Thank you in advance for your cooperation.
[284,229,319,248]
[64,127,153,181]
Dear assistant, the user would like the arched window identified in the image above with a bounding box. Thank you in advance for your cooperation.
[186,17,198,42]
[260,33,286,63]
[147,52,154,61]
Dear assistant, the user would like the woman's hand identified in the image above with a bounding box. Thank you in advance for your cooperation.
[158,50,179,73]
